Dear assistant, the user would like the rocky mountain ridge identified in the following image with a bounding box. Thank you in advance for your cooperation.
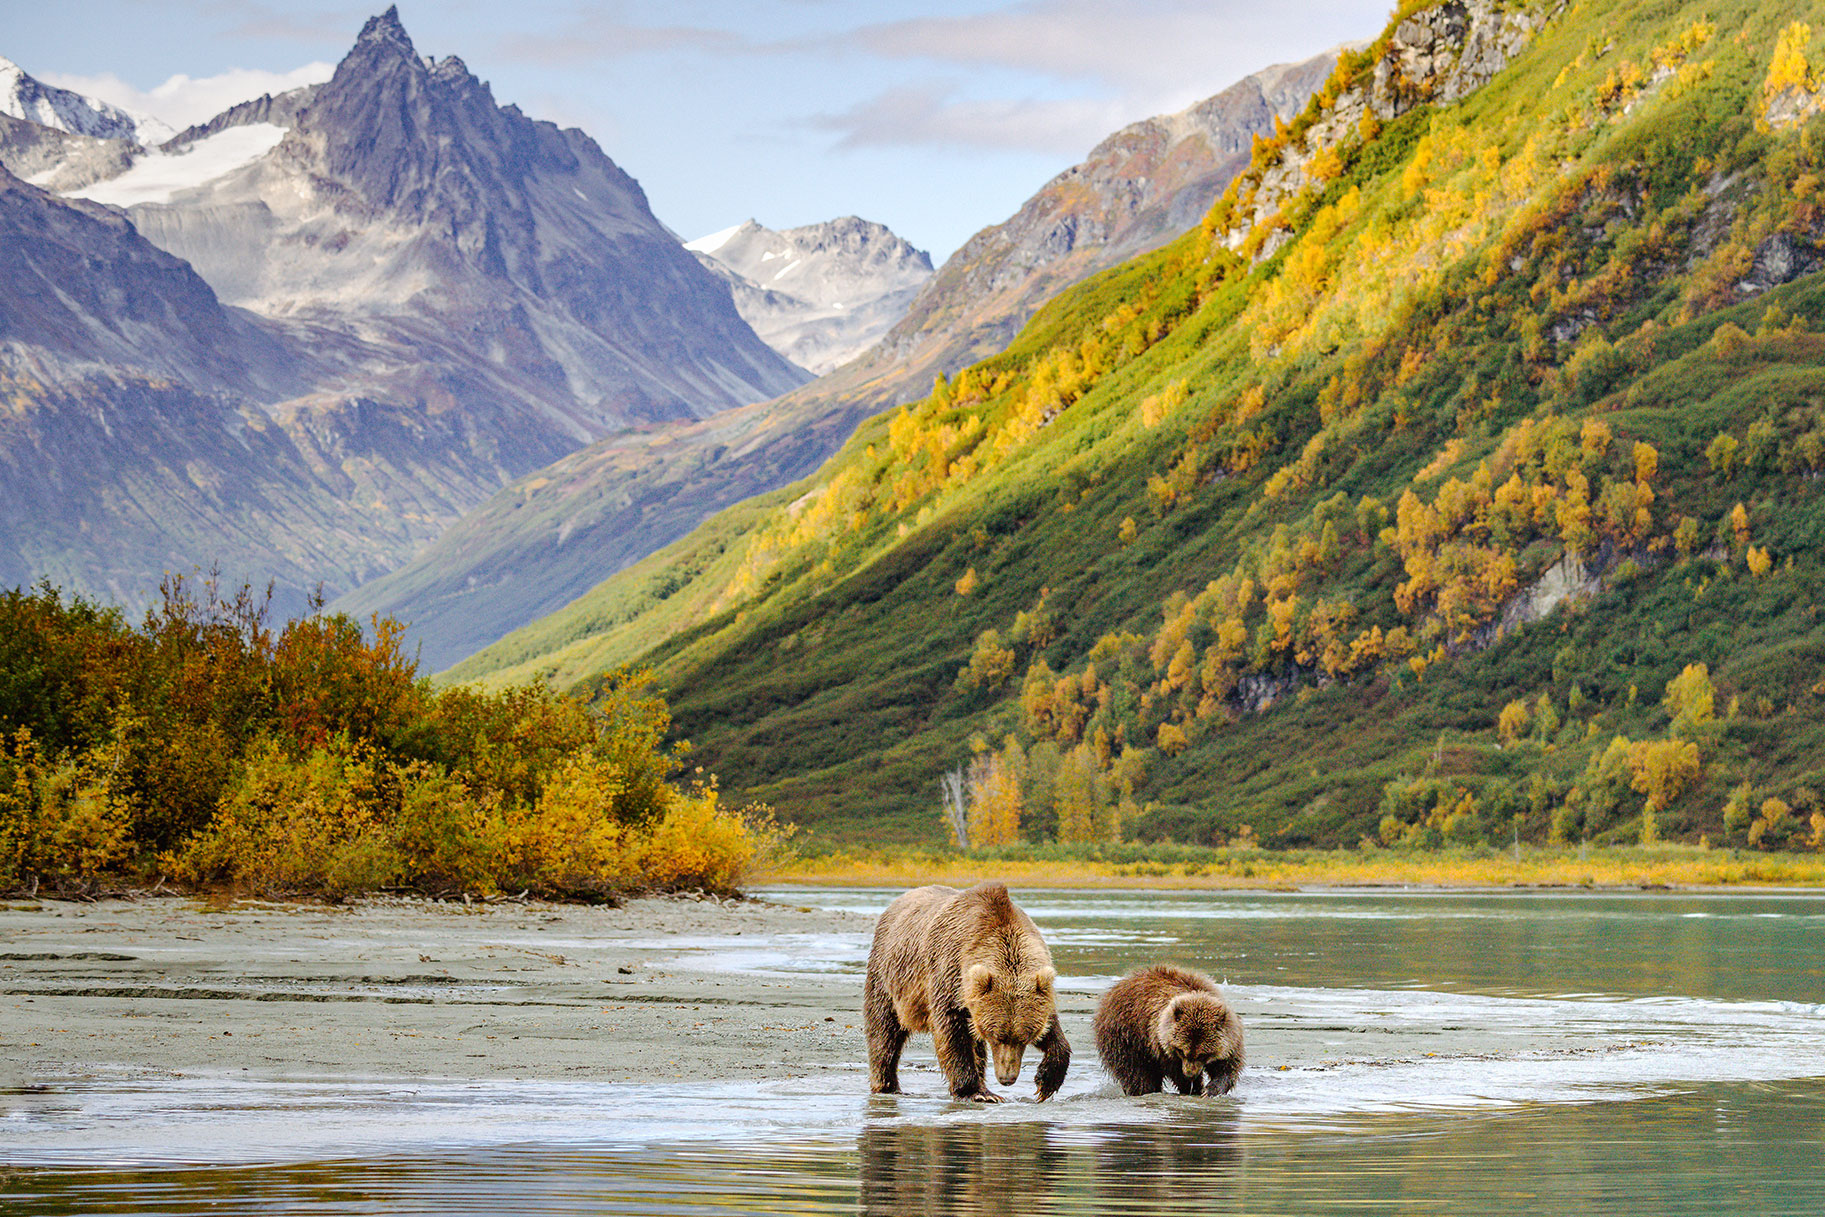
[875,50,1340,372]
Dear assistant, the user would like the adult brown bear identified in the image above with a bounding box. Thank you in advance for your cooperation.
[864,881,1070,1102]
[1093,964,1243,1096]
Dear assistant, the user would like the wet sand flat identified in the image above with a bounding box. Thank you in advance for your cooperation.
[0,895,878,1089]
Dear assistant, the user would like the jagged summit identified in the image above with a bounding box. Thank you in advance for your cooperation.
[357,5,414,50]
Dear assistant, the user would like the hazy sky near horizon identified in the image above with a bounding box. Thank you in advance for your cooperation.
[5,0,1390,260]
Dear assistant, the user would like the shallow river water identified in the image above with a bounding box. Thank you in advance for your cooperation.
[6,887,1824,1214]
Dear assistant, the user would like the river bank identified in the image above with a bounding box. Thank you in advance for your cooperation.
[0,894,873,1091]
[770,844,1825,889]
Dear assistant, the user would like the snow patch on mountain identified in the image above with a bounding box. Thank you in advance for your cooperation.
[685,222,748,256]
[65,123,285,207]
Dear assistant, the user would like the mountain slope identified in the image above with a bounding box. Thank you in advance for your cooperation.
[0,162,486,605]
[454,0,1825,856]
[0,7,804,613]
[345,48,1339,669]
[688,217,933,375]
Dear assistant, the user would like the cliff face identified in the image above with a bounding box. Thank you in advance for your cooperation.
[0,163,292,392]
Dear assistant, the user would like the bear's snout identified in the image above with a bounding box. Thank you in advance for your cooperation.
[991,1041,1026,1085]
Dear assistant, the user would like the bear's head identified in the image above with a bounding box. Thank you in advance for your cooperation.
[1155,992,1244,1094]
[962,963,1057,1085]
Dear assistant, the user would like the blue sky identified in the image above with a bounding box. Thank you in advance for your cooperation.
[6,1,1391,260]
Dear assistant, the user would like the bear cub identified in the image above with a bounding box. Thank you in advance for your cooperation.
[1093,964,1243,1097]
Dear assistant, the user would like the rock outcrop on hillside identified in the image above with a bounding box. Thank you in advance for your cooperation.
[1222,0,1550,259]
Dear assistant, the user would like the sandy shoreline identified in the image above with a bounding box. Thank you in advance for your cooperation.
[1,894,879,1091]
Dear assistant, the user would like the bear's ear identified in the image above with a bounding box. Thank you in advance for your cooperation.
[1034,966,1056,995]
[964,963,994,1000]
[1166,994,1190,1021]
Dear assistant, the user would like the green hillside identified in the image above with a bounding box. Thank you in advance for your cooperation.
[454,0,1825,855]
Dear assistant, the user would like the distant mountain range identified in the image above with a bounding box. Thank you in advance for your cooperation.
[687,217,934,375]
[0,8,805,611]
[342,49,1340,670]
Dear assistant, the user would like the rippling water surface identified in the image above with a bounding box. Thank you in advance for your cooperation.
[5,888,1823,1214]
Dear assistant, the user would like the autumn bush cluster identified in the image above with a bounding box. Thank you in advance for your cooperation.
[0,578,789,897]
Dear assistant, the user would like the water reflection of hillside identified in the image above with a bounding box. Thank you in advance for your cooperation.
[858,1104,1243,1215]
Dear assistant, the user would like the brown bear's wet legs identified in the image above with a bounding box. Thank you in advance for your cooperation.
[1170,1065,1204,1096]
[864,973,907,1094]
[936,1007,998,1102]
[1205,1056,1241,1096]
[1033,1014,1071,1101]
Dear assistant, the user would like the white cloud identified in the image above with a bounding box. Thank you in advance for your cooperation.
[847,0,1378,93]
[801,0,1380,159]
[39,62,335,131]
[810,85,1127,156]
[500,16,742,64]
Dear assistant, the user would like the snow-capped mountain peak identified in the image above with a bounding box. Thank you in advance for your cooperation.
[688,216,933,374]
[0,54,173,146]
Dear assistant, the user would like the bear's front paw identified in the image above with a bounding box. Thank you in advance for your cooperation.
[962,1089,1003,1104]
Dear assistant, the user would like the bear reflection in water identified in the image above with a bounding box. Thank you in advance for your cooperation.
[858,1106,1242,1215]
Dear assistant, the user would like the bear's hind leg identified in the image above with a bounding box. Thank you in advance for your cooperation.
[865,973,908,1094]
[1102,1027,1164,1096]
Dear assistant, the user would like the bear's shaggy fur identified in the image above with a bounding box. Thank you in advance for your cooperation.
[1093,964,1243,1097]
[864,881,1071,1102]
